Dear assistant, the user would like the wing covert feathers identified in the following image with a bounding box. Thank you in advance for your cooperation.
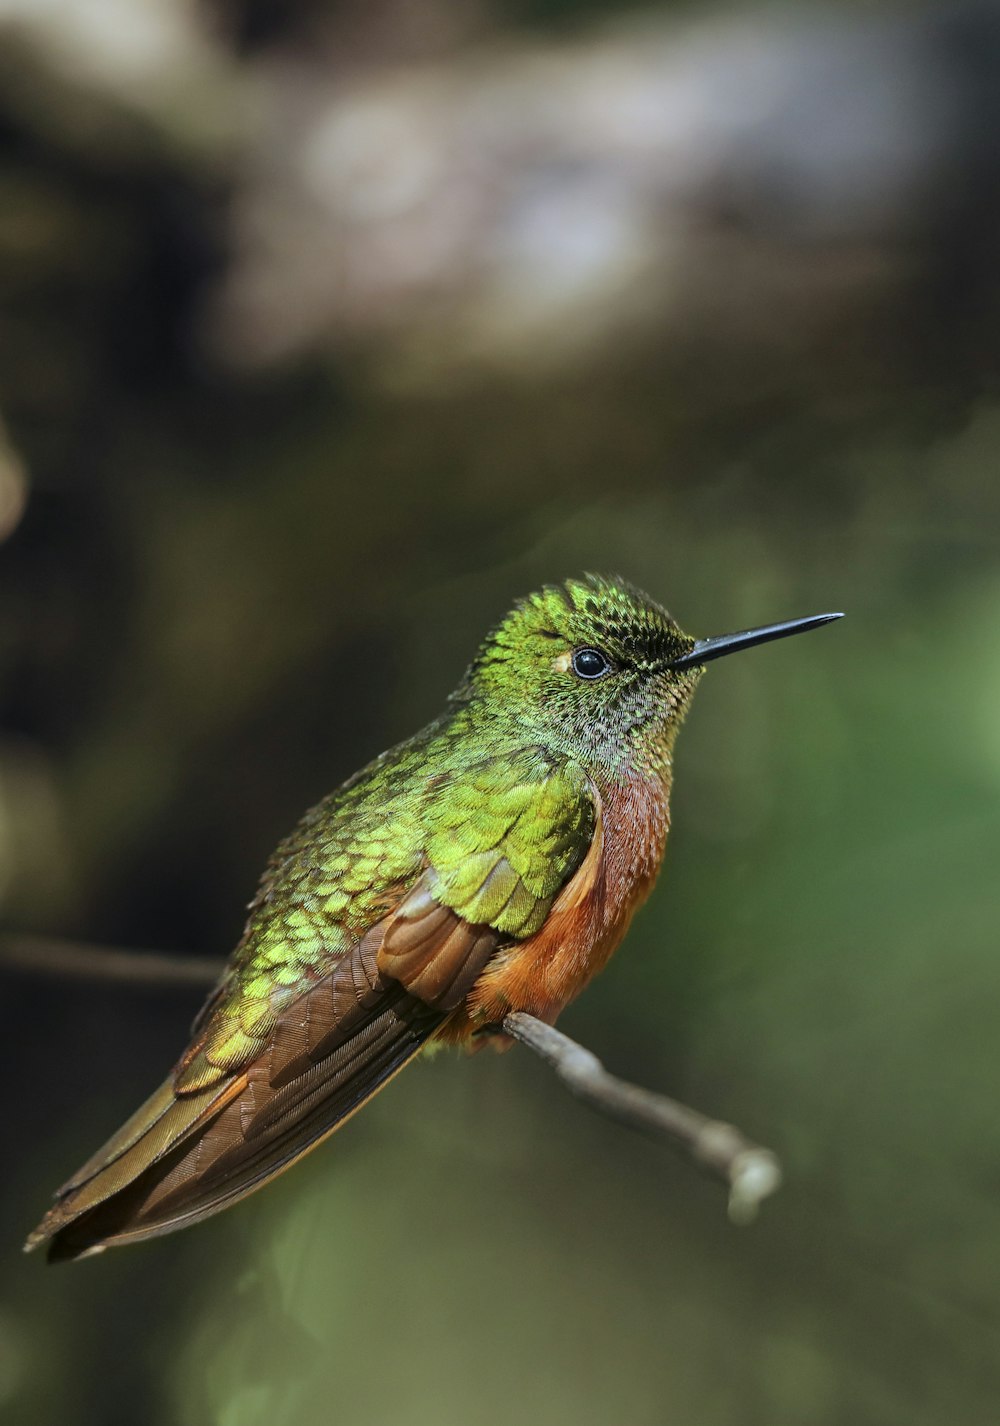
[377,875,501,1009]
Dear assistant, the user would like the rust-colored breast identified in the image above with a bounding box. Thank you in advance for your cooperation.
[440,770,670,1047]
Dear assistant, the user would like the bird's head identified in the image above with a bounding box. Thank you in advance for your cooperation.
[455,574,840,778]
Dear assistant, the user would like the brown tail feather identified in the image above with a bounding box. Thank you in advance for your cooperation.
[33,995,443,1262]
[24,1076,243,1256]
[27,881,499,1262]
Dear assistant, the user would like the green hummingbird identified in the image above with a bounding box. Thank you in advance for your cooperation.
[26,576,840,1260]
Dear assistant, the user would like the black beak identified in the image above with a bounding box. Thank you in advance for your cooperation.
[669,612,843,672]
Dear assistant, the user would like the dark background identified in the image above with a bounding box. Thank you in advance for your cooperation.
[2,1,1000,1422]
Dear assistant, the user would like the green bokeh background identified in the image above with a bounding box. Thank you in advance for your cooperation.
[3,2,1000,1424]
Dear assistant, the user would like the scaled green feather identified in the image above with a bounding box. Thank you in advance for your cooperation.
[175,721,595,1091]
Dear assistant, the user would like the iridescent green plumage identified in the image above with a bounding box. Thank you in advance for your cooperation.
[28,574,761,1259]
[177,736,594,1092]
[172,573,690,1096]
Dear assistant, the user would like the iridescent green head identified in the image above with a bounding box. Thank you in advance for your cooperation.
[453,575,702,774]
[453,575,842,778]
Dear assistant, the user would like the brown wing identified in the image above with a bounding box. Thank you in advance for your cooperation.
[27,875,502,1261]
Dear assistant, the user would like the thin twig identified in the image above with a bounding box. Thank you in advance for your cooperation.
[2,933,781,1220]
[500,1012,781,1222]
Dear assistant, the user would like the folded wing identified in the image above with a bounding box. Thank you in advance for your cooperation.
[27,880,501,1261]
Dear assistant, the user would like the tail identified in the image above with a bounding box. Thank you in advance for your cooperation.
[25,873,502,1261]
[25,993,443,1262]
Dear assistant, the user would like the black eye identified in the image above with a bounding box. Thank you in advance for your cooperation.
[572,647,612,680]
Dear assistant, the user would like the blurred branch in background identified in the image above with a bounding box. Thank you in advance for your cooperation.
[0,932,223,987]
[0,932,781,1221]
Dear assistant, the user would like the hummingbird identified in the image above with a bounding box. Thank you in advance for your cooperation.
[26,576,840,1260]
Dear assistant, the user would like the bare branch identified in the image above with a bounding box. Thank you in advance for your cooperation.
[2,934,781,1219]
[501,1011,782,1223]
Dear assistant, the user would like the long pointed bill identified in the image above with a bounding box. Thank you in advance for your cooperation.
[669,612,843,672]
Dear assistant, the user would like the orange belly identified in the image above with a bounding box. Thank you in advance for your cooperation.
[439,768,670,1048]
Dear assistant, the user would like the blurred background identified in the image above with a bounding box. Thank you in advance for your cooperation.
[2,0,1000,1422]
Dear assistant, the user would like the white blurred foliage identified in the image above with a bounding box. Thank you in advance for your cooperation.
[0,0,192,84]
[0,0,239,147]
[0,0,969,376]
[208,10,957,376]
